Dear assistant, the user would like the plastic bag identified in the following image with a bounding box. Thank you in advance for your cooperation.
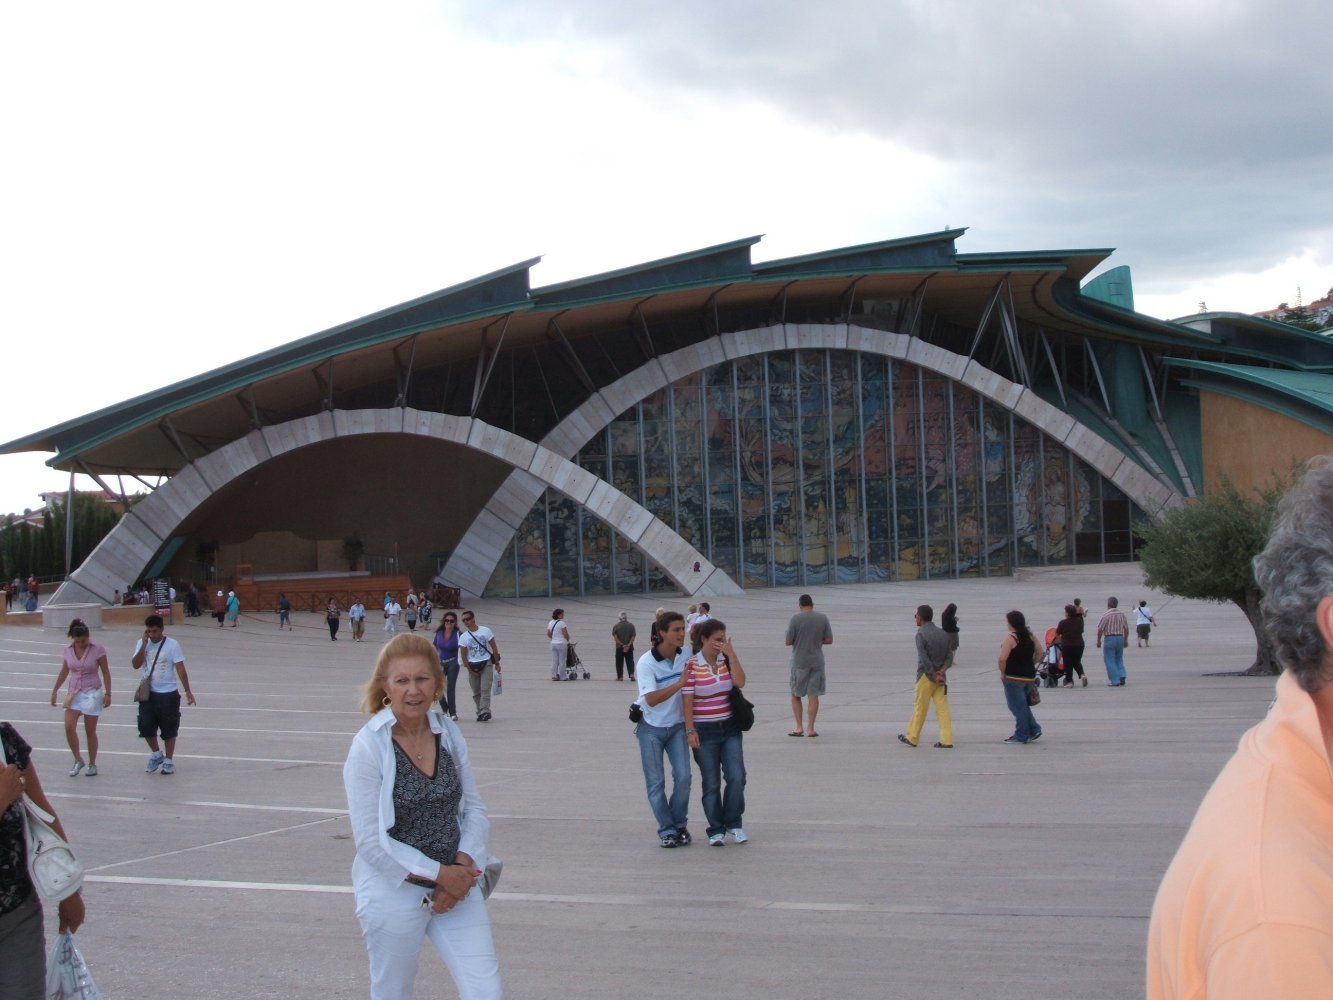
[492,670,502,696]
[46,932,104,1000]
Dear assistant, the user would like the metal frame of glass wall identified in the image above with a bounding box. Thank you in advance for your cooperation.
[485,349,1144,597]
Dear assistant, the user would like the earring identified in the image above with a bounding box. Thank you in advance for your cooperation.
[382,695,391,707]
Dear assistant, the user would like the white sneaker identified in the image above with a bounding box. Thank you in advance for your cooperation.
[708,832,726,846]
[85,764,98,777]
[160,759,175,775]
[728,827,748,844]
[146,750,165,773]
[68,760,85,777]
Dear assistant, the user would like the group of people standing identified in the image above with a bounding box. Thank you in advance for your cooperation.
[631,608,749,848]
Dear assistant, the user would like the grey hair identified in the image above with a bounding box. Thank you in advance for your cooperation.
[1253,457,1333,692]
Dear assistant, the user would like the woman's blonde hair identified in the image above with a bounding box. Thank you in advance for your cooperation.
[360,633,444,714]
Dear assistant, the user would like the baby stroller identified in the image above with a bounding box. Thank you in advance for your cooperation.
[1039,627,1065,688]
[565,642,589,681]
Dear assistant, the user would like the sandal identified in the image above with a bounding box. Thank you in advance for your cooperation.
[787,731,804,737]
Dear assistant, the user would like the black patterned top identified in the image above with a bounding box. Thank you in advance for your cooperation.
[0,722,34,915]
[387,738,462,867]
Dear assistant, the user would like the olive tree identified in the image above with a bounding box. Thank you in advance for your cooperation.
[1136,472,1295,674]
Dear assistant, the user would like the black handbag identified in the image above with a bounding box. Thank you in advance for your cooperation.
[728,686,755,731]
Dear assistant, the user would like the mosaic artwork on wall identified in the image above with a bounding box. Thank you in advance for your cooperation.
[486,350,1142,597]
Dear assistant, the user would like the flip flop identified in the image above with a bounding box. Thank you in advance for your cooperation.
[787,731,804,737]
[806,732,819,738]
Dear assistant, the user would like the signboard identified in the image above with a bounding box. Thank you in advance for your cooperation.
[152,578,173,620]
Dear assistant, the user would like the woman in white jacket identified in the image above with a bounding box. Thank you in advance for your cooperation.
[343,634,502,999]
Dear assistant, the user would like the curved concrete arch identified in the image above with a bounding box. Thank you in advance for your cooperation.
[49,409,743,607]
[440,322,1185,594]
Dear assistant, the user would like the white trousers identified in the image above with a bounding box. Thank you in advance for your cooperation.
[550,642,568,678]
[356,878,502,999]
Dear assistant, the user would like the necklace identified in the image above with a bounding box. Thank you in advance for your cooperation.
[396,726,432,762]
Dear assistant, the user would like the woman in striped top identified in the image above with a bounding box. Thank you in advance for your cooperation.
[683,618,749,846]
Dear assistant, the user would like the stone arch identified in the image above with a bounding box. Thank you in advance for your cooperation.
[49,409,743,607]
[440,322,1184,594]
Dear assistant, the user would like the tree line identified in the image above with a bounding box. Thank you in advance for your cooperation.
[0,493,127,582]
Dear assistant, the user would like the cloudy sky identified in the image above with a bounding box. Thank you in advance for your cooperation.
[2,0,1329,516]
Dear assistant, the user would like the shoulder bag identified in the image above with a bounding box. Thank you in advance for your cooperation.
[1,739,83,903]
[720,655,755,731]
[134,641,164,702]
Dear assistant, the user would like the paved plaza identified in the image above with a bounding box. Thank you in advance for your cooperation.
[1,564,1277,998]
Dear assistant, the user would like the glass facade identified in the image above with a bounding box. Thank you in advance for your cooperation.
[485,349,1144,597]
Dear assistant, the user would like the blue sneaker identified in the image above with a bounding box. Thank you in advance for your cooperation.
[160,759,175,776]
[146,750,165,773]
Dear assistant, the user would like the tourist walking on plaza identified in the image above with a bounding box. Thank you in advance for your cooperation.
[49,619,111,776]
[342,633,502,1000]
[130,614,196,775]
[212,589,226,626]
[349,599,366,641]
[1136,600,1156,647]
[898,604,953,749]
[1055,603,1088,686]
[940,602,960,658]
[1147,458,1333,999]
[434,611,461,720]
[612,611,636,681]
[785,593,832,737]
[998,610,1044,745]
[326,598,342,641]
[385,597,402,635]
[458,611,500,722]
[634,612,692,848]
[226,590,240,627]
[683,618,748,846]
[546,609,571,681]
[0,721,87,998]
[1096,597,1130,686]
[277,593,292,630]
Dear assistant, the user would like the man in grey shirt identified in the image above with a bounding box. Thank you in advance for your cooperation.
[784,594,833,737]
[898,604,954,749]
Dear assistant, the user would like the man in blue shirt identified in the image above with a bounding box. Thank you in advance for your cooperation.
[633,612,692,848]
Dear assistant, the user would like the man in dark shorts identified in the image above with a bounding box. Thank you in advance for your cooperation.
[130,614,197,775]
[784,594,833,737]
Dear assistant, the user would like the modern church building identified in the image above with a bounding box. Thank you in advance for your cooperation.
[7,230,1332,605]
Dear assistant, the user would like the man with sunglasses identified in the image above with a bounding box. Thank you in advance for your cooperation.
[458,611,501,722]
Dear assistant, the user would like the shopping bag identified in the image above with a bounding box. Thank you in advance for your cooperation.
[492,670,503,696]
[46,931,104,999]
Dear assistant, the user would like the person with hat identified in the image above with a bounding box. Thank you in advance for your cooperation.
[612,612,637,681]
[211,589,227,627]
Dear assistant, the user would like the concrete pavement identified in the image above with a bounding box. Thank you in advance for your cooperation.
[1,564,1274,998]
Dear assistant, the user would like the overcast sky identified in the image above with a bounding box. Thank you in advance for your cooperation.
[2,0,1329,516]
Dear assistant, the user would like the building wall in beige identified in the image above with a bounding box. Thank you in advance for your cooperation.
[1200,391,1333,493]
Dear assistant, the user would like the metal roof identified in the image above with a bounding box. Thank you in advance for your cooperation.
[6,230,1331,475]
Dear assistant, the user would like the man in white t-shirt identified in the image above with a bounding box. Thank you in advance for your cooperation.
[458,610,501,722]
[348,600,366,642]
[634,612,692,848]
[384,600,402,635]
[130,614,197,776]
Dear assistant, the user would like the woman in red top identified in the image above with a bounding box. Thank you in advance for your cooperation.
[683,618,749,846]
